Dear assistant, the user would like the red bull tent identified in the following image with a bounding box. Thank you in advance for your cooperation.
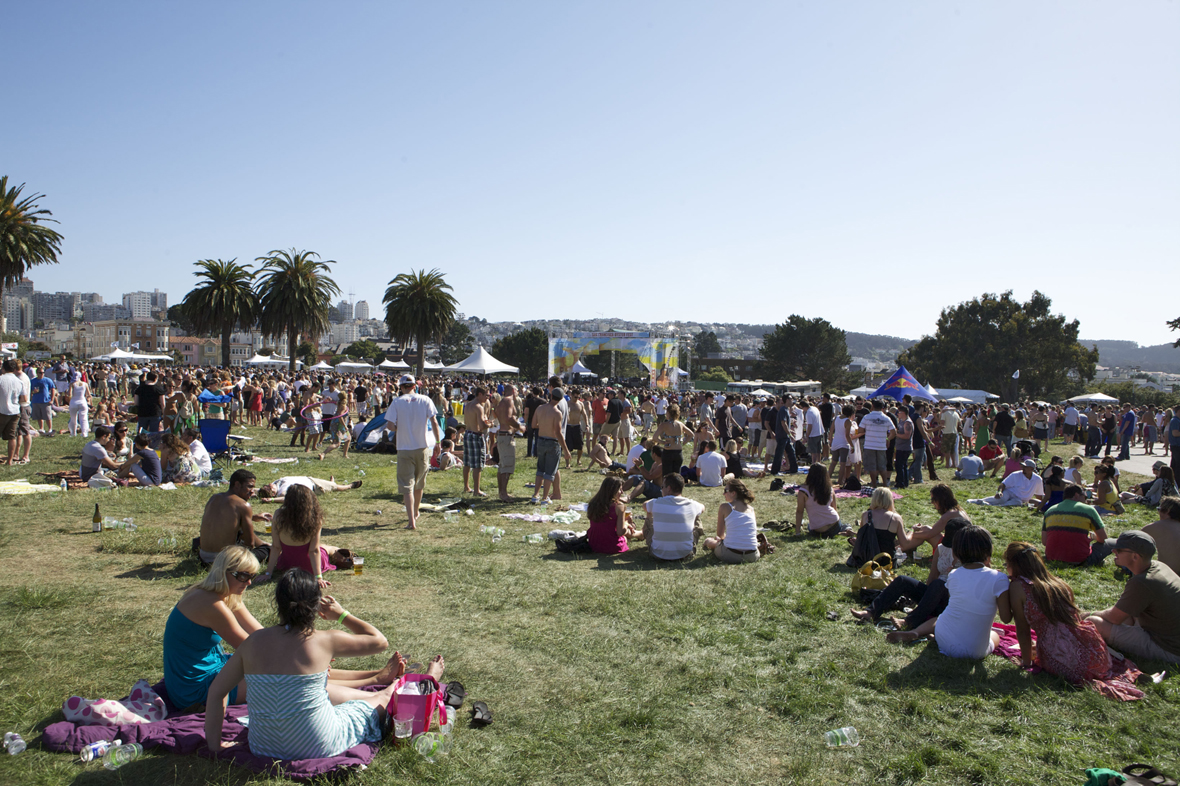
[868,366,938,403]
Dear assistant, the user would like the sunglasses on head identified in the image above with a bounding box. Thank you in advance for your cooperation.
[229,571,255,583]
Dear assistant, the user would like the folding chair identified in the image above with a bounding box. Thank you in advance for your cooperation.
[199,418,236,471]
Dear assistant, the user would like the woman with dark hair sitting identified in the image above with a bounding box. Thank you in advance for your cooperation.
[205,569,446,760]
[258,485,348,588]
[795,464,850,538]
[586,476,638,555]
[907,483,971,555]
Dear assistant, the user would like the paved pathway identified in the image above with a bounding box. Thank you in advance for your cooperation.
[1072,443,1165,480]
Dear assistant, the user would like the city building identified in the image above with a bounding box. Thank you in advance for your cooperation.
[354,300,369,321]
[87,318,171,357]
[122,289,167,320]
[334,299,353,323]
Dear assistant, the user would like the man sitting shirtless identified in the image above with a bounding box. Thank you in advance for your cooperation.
[196,468,272,566]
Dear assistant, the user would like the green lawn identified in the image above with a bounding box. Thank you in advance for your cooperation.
[0,425,1175,785]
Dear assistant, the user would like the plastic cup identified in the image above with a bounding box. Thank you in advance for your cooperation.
[824,727,859,747]
[353,557,364,576]
[264,521,272,534]
[393,706,415,741]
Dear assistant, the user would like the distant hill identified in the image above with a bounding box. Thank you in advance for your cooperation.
[1081,340,1180,373]
[846,332,917,363]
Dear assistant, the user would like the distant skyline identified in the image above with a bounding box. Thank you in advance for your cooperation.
[6,2,1178,344]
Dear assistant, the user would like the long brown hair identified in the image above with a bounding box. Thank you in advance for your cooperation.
[804,464,832,506]
[587,476,623,522]
[273,484,324,542]
[1003,541,1081,628]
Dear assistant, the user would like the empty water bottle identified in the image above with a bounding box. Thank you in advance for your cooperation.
[80,738,120,762]
[823,727,859,747]
[102,741,143,769]
[522,533,544,544]
[412,731,451,762]
[4,732,26,755]
[60,479,68,493]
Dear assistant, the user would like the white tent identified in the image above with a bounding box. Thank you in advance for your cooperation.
[928,388,999,405]
[945,396,975,404]
[567,360,597,377]
[1067,392,1120,405]
[244,354,302,369]
[378,358,410,370]
[335,361,374,373]
[444,345,519,375]
[91,347,173,363]
[749,388,772,397]
[924,383,939,397]
[670,367,689,377]
[310,360,333,370]
[422,360,446,371]
[850,385,876,397]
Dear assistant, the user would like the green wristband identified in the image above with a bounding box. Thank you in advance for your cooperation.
[337,610,351,623]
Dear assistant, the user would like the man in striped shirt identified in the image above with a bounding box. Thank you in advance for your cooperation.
[643,473,705,560]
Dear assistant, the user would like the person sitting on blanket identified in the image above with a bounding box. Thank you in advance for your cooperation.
[1001,541,1124,680]
[198,469,272,567]
[887,525,1011,659]
[794,464,851,539]
[79,426,124,482]
[258,485,349,588]
[256,475,363,503]
[703,476,760,564]
[205,569,446,760]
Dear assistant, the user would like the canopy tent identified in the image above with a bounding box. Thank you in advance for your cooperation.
[849,385,877,397]
[1066,392,1120,405]
[91,347,173,363]
[749,388,772,397]
[924,383,939,397]
[928,388,1000,405]
[444,346,519,375]
[378,358,410,370]
[868,367,938,402]
[422,360,446,371]
[309,360,333,370]
[335,361,374,373]
[670,367,689,377]
[945,396,975,404]
[243,354,302,369]
[566,360,597,377]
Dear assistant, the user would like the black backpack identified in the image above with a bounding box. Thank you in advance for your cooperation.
[554,534,592,554]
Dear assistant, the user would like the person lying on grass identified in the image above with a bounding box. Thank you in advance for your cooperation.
[256,475,363,504]
[887,525,1011,659]
[703,477,760,564]
[205,569,444,760]
[257,485,350,589]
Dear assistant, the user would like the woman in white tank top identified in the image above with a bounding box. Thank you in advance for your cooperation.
[703,477,760,564]
[68,375,90,436]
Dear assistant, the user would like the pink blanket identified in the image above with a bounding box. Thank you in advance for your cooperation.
[991,623,1144,702]
[42,681,382,779]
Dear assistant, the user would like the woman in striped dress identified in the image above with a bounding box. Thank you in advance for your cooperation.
[205,570,446,760]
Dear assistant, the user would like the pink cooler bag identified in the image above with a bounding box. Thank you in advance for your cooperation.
[387,673,447,736]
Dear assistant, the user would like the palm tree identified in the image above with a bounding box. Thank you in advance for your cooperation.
[0,177,64,328]
[255,249,340,374]
[382,269,458,375]
[180,259,257,368]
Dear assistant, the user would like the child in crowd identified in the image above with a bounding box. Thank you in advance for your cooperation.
[437,439,463,470]
[303,404,323,453]
[887,525,1011,659]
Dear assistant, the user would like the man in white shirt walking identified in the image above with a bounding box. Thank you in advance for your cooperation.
[385,375,441,530]
[0,359,29,466]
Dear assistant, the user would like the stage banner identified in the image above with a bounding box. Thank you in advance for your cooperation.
[549,335,679,388]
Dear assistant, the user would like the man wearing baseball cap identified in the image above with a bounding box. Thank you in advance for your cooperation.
[384,375,441,530]
[1085,530,1180,664]
[967,457,1044,508]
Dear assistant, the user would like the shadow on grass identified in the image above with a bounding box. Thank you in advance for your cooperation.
[885,641,1038,695]
[541,548,716,571]
[115,559,205,582]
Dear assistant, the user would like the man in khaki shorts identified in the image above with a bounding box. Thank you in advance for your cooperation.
[1086,530,1180,665]
[384,375,441,530]
[494,383,525,502]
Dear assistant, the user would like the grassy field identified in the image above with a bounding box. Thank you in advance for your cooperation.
[0,423,1175,785]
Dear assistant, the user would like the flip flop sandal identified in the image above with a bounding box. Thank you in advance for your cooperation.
[470,701,492,727]
[1123,765,1178,786]
[443,681,466,709]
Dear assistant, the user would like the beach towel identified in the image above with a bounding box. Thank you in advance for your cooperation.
[63,680,167,725]
[990,623,1144,701]
[0,479,64,495]
[42,680,382,779]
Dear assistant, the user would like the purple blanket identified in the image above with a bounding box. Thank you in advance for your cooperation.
[41,681,382,780]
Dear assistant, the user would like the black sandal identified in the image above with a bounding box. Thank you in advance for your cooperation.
[443,681,466,709]
[1123,765,1178,786]
[470,701,492,727]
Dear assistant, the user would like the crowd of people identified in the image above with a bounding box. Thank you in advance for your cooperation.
[4,354,1179,757]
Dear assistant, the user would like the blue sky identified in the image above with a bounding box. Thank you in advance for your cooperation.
[7,1,1178,344]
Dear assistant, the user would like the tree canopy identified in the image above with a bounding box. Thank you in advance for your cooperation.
[383,269,458,376]
[440,321,475,365]
[492,328,548,381]
[897,290,1097,402]
[0,176,63,311]
[255,249,340,374]
[757,316,851,390]
[692,330,722,366]
[181,258,256,368]
[343,339,381,361]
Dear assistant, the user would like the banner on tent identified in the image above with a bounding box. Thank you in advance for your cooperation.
[548,335,679,388]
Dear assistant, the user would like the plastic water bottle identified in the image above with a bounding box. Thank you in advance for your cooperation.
[412,732,451,762]
[4,732,26,755]
[102,741,143,769]
[823,727,859,747]
[60,479,68,493]
[80,738,120,762]
[522,533,544,544]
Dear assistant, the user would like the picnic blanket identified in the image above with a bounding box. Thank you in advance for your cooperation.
[990,623,1144,701]
[0,478,64,495]
[38,470,89,490]
[780,484,901,500]
[42,680,382,779]
[245,457,300,465]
